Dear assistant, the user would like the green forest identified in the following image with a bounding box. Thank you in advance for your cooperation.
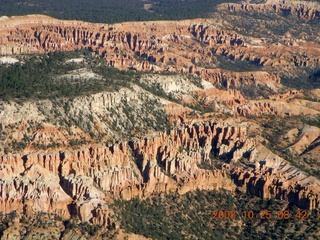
[113,190,319,239]
[0,51,141,100]
[0,0,238,23]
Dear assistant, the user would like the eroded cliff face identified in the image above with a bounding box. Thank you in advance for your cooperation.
[0,121,238,221]
[232,166,320,210]
[1,120,319,226]
[1,15,320,124]
[0,14,319,238]
[219,0,320,20]
[1,15,320,89]
[1,72,318,160]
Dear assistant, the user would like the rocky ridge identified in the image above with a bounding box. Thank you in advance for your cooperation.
[0,12,319,239]
[0,72,318,159]
[1,121,319,227]
[219,0,320,20]
[1,15,320,122]
[1,14,320,88]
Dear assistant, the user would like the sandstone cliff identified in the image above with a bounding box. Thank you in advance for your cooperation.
[0,14,319,238]
[1,15,320,90]
[219,0,320,20]
[1,120,319,227]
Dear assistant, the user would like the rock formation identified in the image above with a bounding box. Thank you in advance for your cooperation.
[1,15,320,90]
[231,165,320,209]
[0,120,319,226]
[219,0,320,20]
[0,14,319,237]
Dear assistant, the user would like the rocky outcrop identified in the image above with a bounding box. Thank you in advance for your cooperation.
[1,15,320,90]
[287,125,320,155]
[269,90,300,100]
[0,15,320,230]
[236,98,320,117]
[231,165,320,209]
[1,120,319,226]
[0,162,72,218]
[219,0,320,20]
[0,121,251,221]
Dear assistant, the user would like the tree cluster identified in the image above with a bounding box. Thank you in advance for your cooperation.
[0,0,238,24]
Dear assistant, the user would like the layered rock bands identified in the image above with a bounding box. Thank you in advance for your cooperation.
[1,15,320,88]
[0,121,319,224]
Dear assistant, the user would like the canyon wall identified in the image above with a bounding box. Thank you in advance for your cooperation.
[0,14,319,228]
[1,15,320,89]
[1,121,319,224]
[219,0,320,20]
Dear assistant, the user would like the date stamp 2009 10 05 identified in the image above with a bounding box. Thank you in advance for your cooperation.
[212,209,308,220]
